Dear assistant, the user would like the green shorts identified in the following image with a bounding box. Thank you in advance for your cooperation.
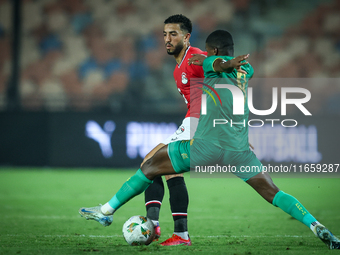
[167,139,262,181]
[167,140,191,173]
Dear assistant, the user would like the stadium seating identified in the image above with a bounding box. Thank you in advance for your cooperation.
[0,0,338,113]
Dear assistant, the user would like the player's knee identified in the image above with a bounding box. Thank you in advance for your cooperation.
[141,158,158,180]
[263,186,280,204]
[140,157,149,168]
[247,174,279,204]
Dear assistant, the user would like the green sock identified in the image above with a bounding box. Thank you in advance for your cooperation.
[108,169,152,210]
[272,190,317,228]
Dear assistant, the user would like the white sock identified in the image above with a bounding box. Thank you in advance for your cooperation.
[174,231,189,240]
[101,203,115,215]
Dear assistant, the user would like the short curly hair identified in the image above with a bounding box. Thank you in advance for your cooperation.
[164,14,192,34]
[206,30,234,56]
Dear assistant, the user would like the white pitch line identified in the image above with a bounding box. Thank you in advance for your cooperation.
[6,234,315,238]
[2,215,79,220]
[201,235,309,238]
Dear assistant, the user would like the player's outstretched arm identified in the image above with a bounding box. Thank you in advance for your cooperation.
[188,54,249,74]
[213,54,249,74]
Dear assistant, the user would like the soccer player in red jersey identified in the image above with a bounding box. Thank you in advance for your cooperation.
[140,14,205,246]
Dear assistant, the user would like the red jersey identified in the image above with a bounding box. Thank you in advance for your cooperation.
[173,46,206,118]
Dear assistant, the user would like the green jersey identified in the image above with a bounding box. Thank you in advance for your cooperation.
[193,55,254,151]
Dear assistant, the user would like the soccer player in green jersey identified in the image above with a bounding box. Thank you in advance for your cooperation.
[79,30,340,249]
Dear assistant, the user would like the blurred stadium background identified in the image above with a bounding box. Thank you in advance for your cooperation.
[0,0,339,168]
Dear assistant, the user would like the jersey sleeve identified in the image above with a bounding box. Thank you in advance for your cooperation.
[222,56,254,79]
[203,55,254,79]
[203,56,224,77]
[240,63,254,79]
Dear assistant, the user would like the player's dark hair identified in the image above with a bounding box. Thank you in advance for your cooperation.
[206,30,234,56]
[164,14,192,34]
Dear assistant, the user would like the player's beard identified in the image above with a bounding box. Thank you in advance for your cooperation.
[166,42,184,56]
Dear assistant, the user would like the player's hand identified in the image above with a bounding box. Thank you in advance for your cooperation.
[188,54,207,66]
[230,54,249,74]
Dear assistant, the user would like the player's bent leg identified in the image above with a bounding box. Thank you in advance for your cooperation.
[79,145,176,227]
[141,143,166,167]
[246,172,279,203]
[79,168,153,227]
[79,141,189,229]
[142,145,178,179]
[143,143,167,240]
[247,172,315,224]
[247,172,340,249]
[108,146,176,210]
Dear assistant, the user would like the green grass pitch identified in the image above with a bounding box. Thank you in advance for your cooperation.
[0,168,339,254]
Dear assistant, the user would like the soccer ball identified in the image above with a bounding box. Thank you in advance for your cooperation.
[122,215,155,246]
